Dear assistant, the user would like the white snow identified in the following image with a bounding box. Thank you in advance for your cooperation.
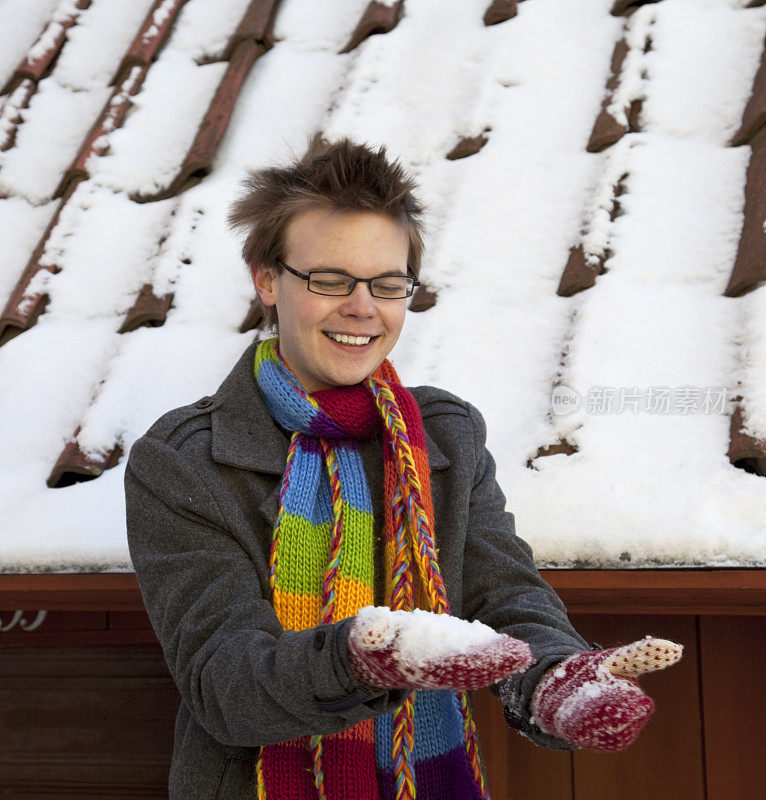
[52,0,157,90]
[0,196,55,305]
[92,48,227,196]
[0,78,110,204]
[165,0,254,62]
[0,0,61,90]
[355,606,501,666]
[0,0,765,572]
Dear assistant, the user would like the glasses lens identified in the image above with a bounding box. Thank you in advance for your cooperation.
[370,276,413,298]
[308,273,355,295]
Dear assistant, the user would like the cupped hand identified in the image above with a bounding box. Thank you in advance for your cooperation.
[347,606,535,692]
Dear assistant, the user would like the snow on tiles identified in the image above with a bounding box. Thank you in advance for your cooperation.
[91,48,227,197]
[0,0,60,89]
[0,0,764,572]
[0,78,110,204]
[51,0,157,91]
[164,0,254,62]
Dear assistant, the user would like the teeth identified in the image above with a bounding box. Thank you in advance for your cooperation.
[327,332,371,346]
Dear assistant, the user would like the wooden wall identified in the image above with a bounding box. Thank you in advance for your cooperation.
[474,613,765,800]
[1,571,764,799]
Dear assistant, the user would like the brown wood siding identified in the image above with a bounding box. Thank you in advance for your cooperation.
[0,573,764,798]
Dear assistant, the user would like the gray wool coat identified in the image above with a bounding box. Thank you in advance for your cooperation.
[124,337,589,799]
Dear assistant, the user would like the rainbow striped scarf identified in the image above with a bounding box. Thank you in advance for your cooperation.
[252,338,488,800]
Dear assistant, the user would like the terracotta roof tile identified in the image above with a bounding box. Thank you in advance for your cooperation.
[724,125,766,297]
[339,1,404,54]
[117,283,174,334]
[483,0,519,27]
[731,33,766,147]
[586,26,650,153]
[408,284,437,313]
[239,296,265,334]
[1,0,91,94]
[47,424,122,488]
[224,0,283,56]
[445,132,490,160]
[0,182,76,346]
[110,0,189,87]
[611,0,662,16]
[557,172,629,297]
[527,438,579,470]
[0,79,35,152]
[0,0,764,565]
[133,38,267,202]
[56,65,148,198]
[728,403,766,477]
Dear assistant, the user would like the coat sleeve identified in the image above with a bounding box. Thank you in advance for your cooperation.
[459,401,592,749]
[124,433,409,749]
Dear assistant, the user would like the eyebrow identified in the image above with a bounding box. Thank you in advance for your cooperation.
[313,266,409,277]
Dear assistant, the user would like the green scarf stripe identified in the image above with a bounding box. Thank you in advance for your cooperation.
[274,507,375,595]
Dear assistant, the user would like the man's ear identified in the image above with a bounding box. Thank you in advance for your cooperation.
[251,262,278,306]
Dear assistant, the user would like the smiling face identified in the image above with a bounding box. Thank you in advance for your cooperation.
[251,207,410,394]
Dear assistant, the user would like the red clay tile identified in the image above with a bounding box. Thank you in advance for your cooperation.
[731,36,765,147]
[587,37,630,152]
[224,0,283,57]
[55,65,148,198]
[611,0,661,16]
[110,0,190,87]
[0,182,78,348]
[0,0,91,95]
[339,1,404,55]
[727,404,766,477]
[446,133,489,160]
[408,283,437,312]
[239,296,266,333]
[483,0,518,26]
[47,425,123,488]
[133,39,266,202]
[0,79,35,152]
[557,173,627,296]
[117,283,174,333]
[558,244,601,297]
[527,438,579,469]
[724,125,766,297]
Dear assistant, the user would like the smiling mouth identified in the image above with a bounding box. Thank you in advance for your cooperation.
[324,331,377,346]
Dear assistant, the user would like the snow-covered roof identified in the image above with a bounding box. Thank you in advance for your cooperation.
[1,0,765,573]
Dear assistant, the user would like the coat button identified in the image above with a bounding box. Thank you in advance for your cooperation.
[313,629,326,650]
[196,397,213,408]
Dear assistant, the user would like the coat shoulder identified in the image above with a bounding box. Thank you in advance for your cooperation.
[408,385,472,419]
[139,394,224,451]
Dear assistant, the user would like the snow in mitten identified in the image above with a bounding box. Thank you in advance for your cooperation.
[530,636,684,751]
[347,606,534,691]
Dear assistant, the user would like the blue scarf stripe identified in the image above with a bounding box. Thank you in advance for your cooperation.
[374,692,467,768]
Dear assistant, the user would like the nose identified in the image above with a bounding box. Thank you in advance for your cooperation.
[339,281,377,317]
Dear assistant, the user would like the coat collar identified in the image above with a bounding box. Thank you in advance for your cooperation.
[208,337,450,475]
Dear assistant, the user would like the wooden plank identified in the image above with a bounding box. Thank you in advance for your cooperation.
[569,615,704,800]
[472,687,572,800]
[0,645,176,792]
[1,570,764,614]
[545,569,766,615]
[0,574,145,610]
[699,616,766,800]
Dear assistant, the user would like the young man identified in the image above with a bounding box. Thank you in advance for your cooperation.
[125,139,682,800]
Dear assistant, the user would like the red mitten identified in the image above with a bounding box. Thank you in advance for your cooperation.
[347,606,534,691]
[530,637,684,751]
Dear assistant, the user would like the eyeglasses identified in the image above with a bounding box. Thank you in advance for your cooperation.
[276,260,419,299]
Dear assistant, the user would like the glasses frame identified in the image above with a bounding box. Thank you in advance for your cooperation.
[275,259,420,299]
